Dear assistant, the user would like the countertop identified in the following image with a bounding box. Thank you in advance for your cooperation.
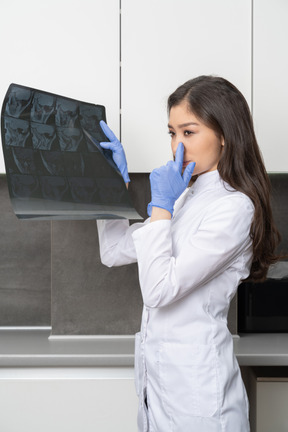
[0,330,135,367]
[1,329,288,367]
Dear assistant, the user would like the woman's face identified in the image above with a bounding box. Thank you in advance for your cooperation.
[168,101,224,176]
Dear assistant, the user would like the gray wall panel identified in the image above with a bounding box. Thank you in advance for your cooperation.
[50,173,150,335]
[51,219,143,335]
[0,175,51,326]
[0,173,237,334]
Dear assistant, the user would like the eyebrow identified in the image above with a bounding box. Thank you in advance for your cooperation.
[168,122,199,128]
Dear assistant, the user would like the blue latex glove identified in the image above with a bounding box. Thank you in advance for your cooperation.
[147,142,196,217]
[99,120,130,183]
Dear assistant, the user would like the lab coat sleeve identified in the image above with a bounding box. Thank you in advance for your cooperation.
[132,195,254,308]
[96,219,149,267]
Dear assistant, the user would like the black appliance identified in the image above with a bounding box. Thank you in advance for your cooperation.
[238,173,288,333]
[238,278,288,332]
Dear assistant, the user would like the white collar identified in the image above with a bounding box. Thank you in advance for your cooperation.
[190,170,222,195]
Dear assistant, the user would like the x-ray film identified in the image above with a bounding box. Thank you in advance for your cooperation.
[1,84,141,220]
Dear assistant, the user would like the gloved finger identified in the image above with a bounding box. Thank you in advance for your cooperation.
[99,141,114,150]
[166,160,175,169]
[100,120,118,142]
[174,142,184,173]
[182,162,196,186]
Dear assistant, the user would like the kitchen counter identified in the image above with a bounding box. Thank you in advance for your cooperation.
[1,329,288,367]
[0,329,135,367]
[235,333,288,366]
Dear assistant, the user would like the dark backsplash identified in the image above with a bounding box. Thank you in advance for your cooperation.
[0,173,237,334]
[0,175,51,326]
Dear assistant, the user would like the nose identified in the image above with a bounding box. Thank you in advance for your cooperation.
[172,141,185,159]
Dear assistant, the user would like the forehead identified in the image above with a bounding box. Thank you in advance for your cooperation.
[168,102,201,126]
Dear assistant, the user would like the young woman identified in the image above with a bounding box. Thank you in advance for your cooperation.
[97,76,280,432]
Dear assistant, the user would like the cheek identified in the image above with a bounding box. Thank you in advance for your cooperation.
[191,141,221,170]
[204,138,223,157]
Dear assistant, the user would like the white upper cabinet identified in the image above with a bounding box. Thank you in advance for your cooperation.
[0,0,120,173]
[253,0,288,172]
[121,0,251,172]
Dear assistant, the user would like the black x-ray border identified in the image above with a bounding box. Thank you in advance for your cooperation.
[1,83,141,220]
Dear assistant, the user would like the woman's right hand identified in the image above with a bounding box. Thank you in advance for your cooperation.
[147,142,195,217]
[99,120,130,184]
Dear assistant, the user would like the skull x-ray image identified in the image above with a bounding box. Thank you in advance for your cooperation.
[40,176,69,201]
[31,92,55,124]
[4,118,30,148]
[4,87,32,119]
[55,98,79,128]
[57,126,83,152]
[10,174,39,198]
[69,177,98,203]
[1,83,141,220]
[79,104,104,132]
[31,123,57,150]
[12,147,36,175]
[40,151,65,176]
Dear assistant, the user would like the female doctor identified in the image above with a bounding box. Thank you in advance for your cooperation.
[96,76,280,432]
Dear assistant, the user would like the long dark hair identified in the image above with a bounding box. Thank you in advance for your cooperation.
[168,75,280,282]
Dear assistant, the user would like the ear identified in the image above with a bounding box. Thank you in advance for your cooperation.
[221,137,225,147]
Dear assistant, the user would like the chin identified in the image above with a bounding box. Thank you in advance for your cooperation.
[192,168,203,176]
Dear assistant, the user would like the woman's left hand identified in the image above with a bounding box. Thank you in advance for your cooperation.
[99,120,130,184]
[147,142,196,217]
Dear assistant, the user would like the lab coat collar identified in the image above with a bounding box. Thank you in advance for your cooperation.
[174,171,224,216]
[190,170,222,195]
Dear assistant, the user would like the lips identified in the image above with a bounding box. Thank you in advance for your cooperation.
[182,160,191,167]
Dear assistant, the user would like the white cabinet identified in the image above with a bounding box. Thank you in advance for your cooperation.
[256,380,288,432]
[1,1,288,174]
[0,368,138,432]
[0,0,120,172]
[121,0,252,172]
[243,366,288,432]
[253,0,288,172]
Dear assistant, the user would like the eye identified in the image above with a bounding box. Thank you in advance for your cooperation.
[184,130,194,136]
[168,130,175,137]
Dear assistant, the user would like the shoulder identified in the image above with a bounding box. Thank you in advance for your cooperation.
[207,178,254,212]
[201,187,255,237]
[218,180,254,212]
[174,172,254,231]
[193,176,254,214]
[216,184,254,208]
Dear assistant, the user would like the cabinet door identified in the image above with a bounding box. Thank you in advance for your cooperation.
[253,0,288,172]
[0,373,138,432]
[0,0,120,173]
[257,381,288,432]
[121,0,251,172]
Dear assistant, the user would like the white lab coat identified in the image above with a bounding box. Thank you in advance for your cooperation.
[97,170,254,432]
